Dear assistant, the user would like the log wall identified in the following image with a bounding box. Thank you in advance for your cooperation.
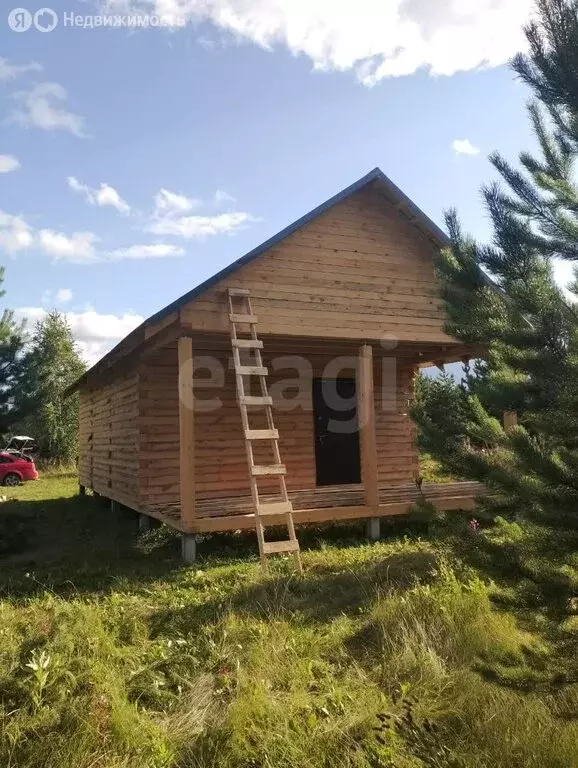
[138,346,180,509]
[78,369,140,508]
[137,345,419,510]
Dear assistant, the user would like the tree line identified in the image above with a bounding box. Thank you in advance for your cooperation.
[0,268,85,464]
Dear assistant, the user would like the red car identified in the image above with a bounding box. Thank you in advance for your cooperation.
[0,452,39,486]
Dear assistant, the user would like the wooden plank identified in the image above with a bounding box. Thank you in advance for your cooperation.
[240,395,273,407]
[229,313,258,324]
[246,428,279,440]
[190,481,482,513]
[257,500,293,515]
[195,306,449,330]
[189,496,478,533]
[251,464,286,476]
[232,339,264,349]
[358,344,379,510]
[178,337,195,524]
[262,540,300,554]
[235,365,268,376]
[185,316,454,344]
[503,411,518,431]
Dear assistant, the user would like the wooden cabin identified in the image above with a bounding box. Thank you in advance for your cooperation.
[69,168,482,561]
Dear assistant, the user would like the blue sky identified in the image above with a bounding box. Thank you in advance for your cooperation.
[0,0,548,363]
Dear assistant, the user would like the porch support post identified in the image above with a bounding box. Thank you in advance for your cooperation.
[181,533,197,563]
[503,411,518,431]
[178,336,196,527]
[358,344,379,513]
[138,513,150,533]
[366,517,380,541]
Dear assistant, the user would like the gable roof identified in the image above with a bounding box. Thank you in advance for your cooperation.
[70,167,451,392]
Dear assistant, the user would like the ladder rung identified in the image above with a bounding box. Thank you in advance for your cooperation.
[229,313,257,324]
[228,288,251,297]
[251,464,286,476]
[263,540,300,554]
[257,501,293,516]
[232,339,263,349]
[241,395,273,407]
[245,428,279,440]
[236,365,268,376]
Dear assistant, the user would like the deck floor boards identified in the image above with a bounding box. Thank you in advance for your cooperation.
[144,480,484,532]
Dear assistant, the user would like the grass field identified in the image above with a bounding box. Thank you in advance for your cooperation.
[0,472,577,767]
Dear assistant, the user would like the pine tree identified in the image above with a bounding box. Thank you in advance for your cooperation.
[413,372,471,455]
[16,312,86,464]
[0,267,27,433]
[413,0,578,539]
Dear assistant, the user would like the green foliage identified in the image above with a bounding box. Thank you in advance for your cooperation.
[412,373,470,456]
[0,267,27,432]
[15,311,86,463]
[419,0,578,553]
[25,650,52,712]
[0,474,577,767]
[374,696,465,768]
[417,453,456,485]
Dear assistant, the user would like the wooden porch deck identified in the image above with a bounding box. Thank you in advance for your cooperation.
[145,480,484,533]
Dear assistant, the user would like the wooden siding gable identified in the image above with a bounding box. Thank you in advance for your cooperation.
[180,186,452,343]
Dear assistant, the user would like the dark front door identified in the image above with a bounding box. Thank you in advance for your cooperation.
[312,378,361,486]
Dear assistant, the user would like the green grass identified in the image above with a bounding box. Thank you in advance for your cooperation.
[0,474,577,767]
[418,454,456,484]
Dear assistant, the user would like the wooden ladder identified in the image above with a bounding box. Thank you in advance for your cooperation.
[227,287,302,573]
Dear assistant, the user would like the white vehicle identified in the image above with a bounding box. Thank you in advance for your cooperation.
[3,436,35,458]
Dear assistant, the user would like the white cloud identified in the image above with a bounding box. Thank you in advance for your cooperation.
[56,288,73,303]
[0,207,183,264]
[452,138,481,156]
[38,229,99,263]
[41,288,74,305]
[11,82,87,137]
[215,189,236,205]
[64,309,145,366]
[14,307,144,366]
[0,211,34,254]
[149,210,255,238]
[97,183,130,212]
[36,229,182,263]
[154,188,200,215]
[67,176,130,213]
[0,155,21,173]
[106,243,185,260]
[100,0,533,84]
[149,186,256,238]
[0,58,42,82]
